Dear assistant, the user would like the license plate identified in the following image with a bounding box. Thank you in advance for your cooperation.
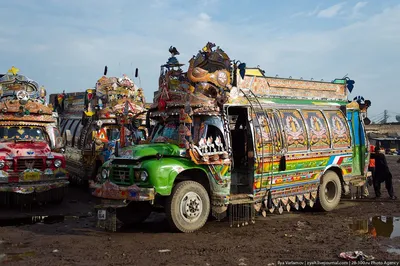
[98,210,106,220]
[23,172,40,181]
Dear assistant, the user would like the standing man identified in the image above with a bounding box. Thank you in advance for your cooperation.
[373,146,397,200]
[368,145,376,187]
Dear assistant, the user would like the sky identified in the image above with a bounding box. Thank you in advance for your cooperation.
[0,0,399,122]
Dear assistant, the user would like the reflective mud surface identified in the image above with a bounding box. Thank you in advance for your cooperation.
[349,216,400,238]
[0,157,400,265]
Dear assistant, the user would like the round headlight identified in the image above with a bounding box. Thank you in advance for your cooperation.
[54,159,62,168]
[0,161,4,169]
[101,168,108,179]
[140,171,148,182]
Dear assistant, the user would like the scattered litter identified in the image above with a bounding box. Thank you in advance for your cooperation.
[305,234,317,241]
[284,234,293,238]
[297,221,311,227]
[238,258,247,265]
[52,249,59,253]
[339,251,374,261]
[158,249,171,253]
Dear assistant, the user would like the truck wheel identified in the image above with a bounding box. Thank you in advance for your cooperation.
[316,170,342,211]
[166,181,210,233]
[116,202,152,225]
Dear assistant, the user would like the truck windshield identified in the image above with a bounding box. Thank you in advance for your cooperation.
[0,126,46,142]
[151,121,179,143]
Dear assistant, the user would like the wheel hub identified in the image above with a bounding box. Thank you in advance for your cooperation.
[324,181,337,202]
[180,191,203,223]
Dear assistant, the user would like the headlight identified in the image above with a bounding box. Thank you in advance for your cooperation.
[0,161,5,169]
[101,168,108,179]
[140,171,148,182]
[54,159,62,168]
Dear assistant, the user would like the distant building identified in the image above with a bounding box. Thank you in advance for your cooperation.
[366,123,400,153]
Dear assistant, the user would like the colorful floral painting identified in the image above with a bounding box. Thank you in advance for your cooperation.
[279,110,308,152]
[252,111,283,155]
[302,110,330,150]
[325,110,351,148]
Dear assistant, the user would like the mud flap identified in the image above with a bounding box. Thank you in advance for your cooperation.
[94,199,127,232]
[95,207,117,232]
[228,201,255,228]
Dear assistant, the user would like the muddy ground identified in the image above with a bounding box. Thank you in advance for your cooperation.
[1,157,400,265]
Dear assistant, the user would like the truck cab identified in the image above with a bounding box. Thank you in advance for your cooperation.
[50,71,148,185]
[0,68,68,205]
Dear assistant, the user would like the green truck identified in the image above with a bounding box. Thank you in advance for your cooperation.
[90,43,371,233]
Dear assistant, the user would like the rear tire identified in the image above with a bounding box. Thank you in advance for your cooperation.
[316,170,342,211]
[116,202,152,225]
[165,181,210,233]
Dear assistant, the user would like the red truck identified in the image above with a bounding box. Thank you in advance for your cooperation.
[0,67,68,206]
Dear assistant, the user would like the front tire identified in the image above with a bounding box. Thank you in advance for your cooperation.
[116,202,152,225]
[316,170,342,211]
[166,181,210,233]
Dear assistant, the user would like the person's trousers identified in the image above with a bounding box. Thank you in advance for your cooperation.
[373,169,394,197]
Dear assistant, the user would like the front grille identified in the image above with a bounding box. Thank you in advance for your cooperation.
[111,167,132,185]
[16,158,44,171]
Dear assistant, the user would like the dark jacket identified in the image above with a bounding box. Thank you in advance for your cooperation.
[374,153,392,182]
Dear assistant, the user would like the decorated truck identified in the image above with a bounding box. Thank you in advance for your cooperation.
[50,67,147,185]
[91,44,371,232]
[0,67,68,205]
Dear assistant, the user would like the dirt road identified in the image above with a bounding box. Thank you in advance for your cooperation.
[1,157,400,265]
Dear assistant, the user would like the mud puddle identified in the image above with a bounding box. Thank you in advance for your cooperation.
[0,251,36,263]
[0,241,36,263]
[349,216,400,238]
[386,246,400,255]
[0,215,89,227]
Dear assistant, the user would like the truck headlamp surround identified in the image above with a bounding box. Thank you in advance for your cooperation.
[140,171,148,182]
[101,168,109,179]
[54,159,62,168]
[0,161,5,169]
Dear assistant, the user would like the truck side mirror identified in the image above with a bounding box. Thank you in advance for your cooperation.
[135,68,139,78]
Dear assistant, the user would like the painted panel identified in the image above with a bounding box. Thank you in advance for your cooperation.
[251,109,283,155]
[325,110,351,149]
[279,109,308,152]
[302,110,330,150]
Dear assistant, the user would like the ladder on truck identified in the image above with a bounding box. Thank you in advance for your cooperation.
[228,88,275,228]
[239,89,275,195]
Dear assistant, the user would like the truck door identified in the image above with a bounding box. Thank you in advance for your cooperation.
[227,107,254,194]
[250,108,284,192]
[347,109,367,175]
